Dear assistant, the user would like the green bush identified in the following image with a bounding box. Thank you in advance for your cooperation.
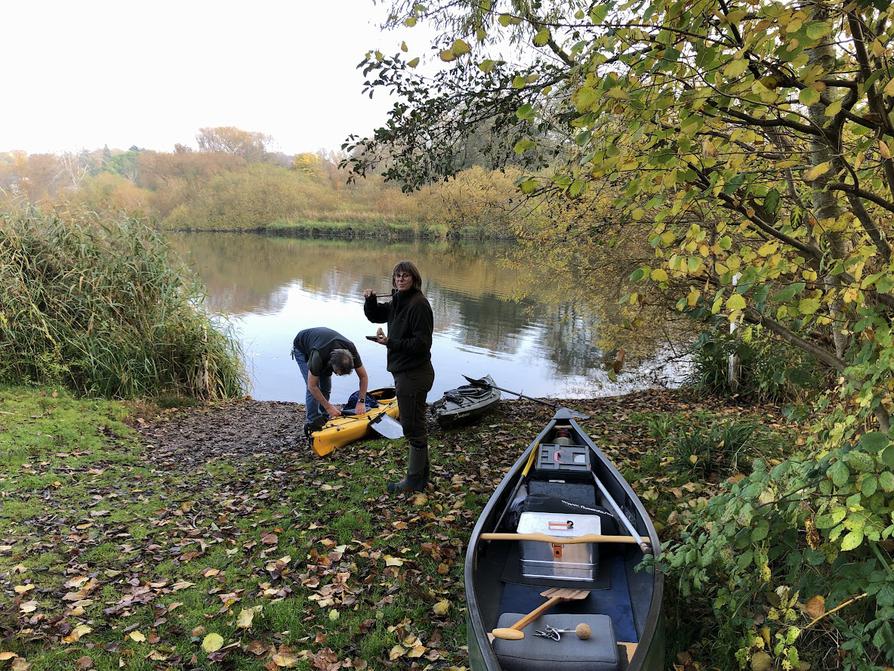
[689,326,825,402]
[663,446,894,670]
[646,413,765,480]
[0,207,246,399]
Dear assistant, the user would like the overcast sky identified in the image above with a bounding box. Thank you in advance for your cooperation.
[2,1,423,155]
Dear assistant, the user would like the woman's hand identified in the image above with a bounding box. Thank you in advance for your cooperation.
[363,289,376,299]
[354,401,366,415]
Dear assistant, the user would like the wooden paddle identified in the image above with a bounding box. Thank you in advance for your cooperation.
[491,588,590,640]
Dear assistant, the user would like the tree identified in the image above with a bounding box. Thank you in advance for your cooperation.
[354,0,894,667]
[196,127,271,162]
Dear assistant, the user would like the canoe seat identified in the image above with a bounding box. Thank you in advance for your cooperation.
[493,613,619,671]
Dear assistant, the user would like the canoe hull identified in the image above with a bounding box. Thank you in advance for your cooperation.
[464,408,664,671]
[310,388,400,457]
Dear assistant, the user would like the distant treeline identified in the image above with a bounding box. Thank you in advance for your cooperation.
[0,127,522,238]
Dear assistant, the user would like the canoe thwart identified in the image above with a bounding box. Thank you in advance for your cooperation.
[480,532,651,546]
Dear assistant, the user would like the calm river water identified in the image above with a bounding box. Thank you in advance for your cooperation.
[167,233,687,403]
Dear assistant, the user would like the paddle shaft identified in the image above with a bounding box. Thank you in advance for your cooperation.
[491,588,590,640]
[480,532,650,545]
[494,595,563,639]
[590,468,653,554]
[462,375,559,409]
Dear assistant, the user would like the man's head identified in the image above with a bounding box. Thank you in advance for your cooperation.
[329,349,355,376]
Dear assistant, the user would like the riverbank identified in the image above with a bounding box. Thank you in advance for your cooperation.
[168,218,516,242]
[0,386,795,670]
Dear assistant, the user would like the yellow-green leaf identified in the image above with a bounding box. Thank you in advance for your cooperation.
[573,86,598,111]
[439,49,456,62]
[726,294,746,311]
[840,529,864,551]
[408,57,420,68]
[451,39,470,56]
[202,633,224,653]
[724,59,749,78]
[804,162,831,181]
[650,268,669,282]
[533,28,550,47]
[883,78,894,98]
[799,87,820,106]
[798,297,821,314]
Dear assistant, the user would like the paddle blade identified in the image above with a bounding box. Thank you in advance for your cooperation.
[491,627,525,640]
[462,374,490,388]
[540,588,589,600]
[369,412,403,439]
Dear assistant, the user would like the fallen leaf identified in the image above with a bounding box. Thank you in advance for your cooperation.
[13,585,34,595]
[388,645,406,661]
[244,640,267,656]
[236,605,262,629]
[804,595,825,619]
[0,653,17,661]
[18,601,37,614]
[201,633,224,653]
[272,652,299,668]
[751,651,772,671]
[128,631,146,643]
[407,644,426,658]
[384,555,404,567]
[63,624,92,643]
[433,600,450,616]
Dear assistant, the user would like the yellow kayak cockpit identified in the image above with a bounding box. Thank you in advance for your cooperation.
[310,387,400,457]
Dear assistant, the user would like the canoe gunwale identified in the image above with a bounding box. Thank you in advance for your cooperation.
[463,410,664,671]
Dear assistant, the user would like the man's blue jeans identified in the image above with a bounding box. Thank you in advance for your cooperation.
[292,347,331,426]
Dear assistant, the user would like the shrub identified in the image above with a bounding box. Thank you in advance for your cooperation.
[0,207,245,399]
[689,326,825,402]
[645,413,765,480]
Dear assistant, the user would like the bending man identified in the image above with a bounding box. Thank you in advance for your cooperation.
[291,327,369,438]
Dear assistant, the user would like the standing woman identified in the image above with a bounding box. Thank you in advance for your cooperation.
[364,261,435,494]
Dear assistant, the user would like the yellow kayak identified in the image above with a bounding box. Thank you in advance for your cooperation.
[310,388,400,457]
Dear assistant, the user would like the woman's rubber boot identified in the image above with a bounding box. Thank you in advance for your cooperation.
[387,444,428,494]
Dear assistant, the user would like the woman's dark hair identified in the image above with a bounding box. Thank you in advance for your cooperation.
[391,260,422,290]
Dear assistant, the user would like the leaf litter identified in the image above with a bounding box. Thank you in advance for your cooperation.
[0,390,795,669]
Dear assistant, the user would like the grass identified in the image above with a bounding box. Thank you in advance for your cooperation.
[0,385,801,670]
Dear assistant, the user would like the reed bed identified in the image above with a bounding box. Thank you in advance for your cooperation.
[0,207,246,399]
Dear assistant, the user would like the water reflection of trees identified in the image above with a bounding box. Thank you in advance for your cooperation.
[166,232,688,378]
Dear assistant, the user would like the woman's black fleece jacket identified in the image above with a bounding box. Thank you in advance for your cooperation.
[364,287,433,374]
